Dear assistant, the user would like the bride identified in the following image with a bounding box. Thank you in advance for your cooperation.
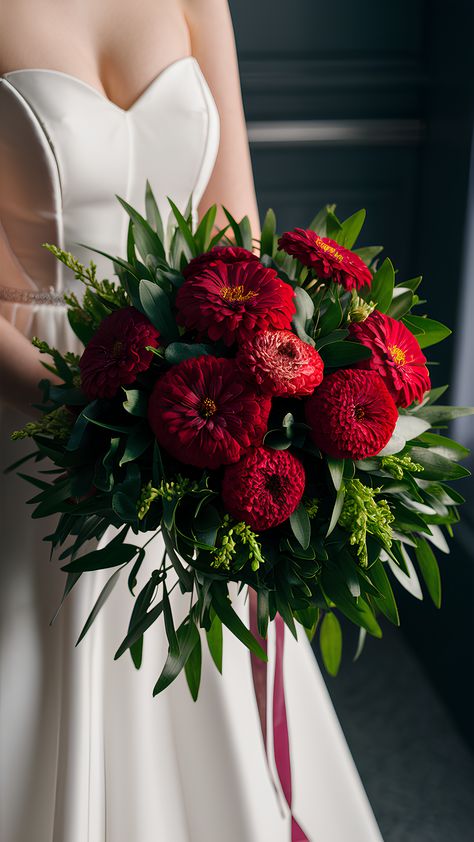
[0,1,384,840]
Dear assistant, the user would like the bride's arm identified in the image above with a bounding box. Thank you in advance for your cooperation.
[182,0,260,235]
[0,233,59,415]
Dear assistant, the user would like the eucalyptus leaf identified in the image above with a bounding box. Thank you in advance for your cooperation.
[76,567,122,645]
[289,505,311,550]
[319,612,342,676]
[139,279,178,340]
[206,613,223,673]
[153,620,200,696]
[402,315,451,348]
[184,632,202,701]
[211,583,267,661]
[370,257,395,313]
[320,341,372,367]
[415,538,441,607]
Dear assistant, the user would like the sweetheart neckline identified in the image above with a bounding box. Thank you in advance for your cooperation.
[1,55,197,115]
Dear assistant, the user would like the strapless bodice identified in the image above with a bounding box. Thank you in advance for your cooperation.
[0,58,219,298]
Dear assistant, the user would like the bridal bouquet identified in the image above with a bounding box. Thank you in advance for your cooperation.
[12,187,472,695]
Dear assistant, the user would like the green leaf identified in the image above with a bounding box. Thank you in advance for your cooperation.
[327,457,345,491]
[164,342,212,364]
[353,245,384,267]
[260,208,276,257]
[116,195,166,261]
[415,538,441,607]
[211,582,267,661]
[416,432,470,462]
[292,286,315,346]
[130,637,143,669]
[76,567,122,645]
[239,215,253,251]
[326,485,346,537]
[223,207,244,246]
[415,405,474,425]
[320,341,372,367]
[402,315,451,348]
[194,205,217,253]
[184,633,202,701]
[353,627,367,661]
[370,257,395,313]
[386,546,423,599]
[163,583,179,656]
[326,210,343,241]
[368,560,400,625]
[387,288,414,320]
[319,612,342,676]
[162,527,194,591]
[122,388,148,417]
[321,566,382,637]
[397,275,422,293]
[114,600,164,660]
[308,204,336,235]
[62,540,138,573]
[153,620,200,696]
[206,612,223,673]
[119,424,152,466]
[318,292,343,337]
[167,198,198,256]
[339,209,366,249]
[139,279,179,341]
[144,180,165,241]
[407,446,470,481]
[289,505,311,550]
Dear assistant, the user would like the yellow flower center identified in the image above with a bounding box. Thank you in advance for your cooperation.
[388,344,406,366]
[354,405,365,421]
[199,397,218,418]
[315,236,344,263]
[220,285,257,303]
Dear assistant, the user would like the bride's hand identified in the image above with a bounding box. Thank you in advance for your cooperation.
[0,312,61,417]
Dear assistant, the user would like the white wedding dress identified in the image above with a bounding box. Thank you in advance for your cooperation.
[0,58,384,842]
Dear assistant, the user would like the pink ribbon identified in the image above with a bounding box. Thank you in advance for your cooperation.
[249,590,309,841]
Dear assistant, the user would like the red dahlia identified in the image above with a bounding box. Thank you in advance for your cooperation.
[278,228,372,291]
[222,447,305,531]
[236,329,324,397]
[79,306,159,400]
[147,356,271,469]
[305,369,398,460]
[349,311,430,407]
[175,260,295,346]
[183,246,258,278]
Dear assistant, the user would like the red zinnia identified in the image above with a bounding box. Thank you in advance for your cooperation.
[236,329,324,397]
[147,356,271,469]
[79,306,159,399]
[349,311,431,407]
[305,369,398,460]
[222,447,306,531]
[278,228,372,291]
[175,260,296,346]
[183,246,258,278]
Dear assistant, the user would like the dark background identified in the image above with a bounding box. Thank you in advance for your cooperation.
[230,1,474,838]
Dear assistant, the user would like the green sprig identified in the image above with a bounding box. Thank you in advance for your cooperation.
[338,478,394,567]
[212,515,264,572]
[11,405,74,442]
[381,453,424,480]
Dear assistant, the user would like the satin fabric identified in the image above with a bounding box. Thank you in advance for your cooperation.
[0,59,384,841]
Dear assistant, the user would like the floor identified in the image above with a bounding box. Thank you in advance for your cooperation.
[315,624,474,842]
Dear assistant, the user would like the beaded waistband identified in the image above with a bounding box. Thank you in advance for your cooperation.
[0,285,66,306]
